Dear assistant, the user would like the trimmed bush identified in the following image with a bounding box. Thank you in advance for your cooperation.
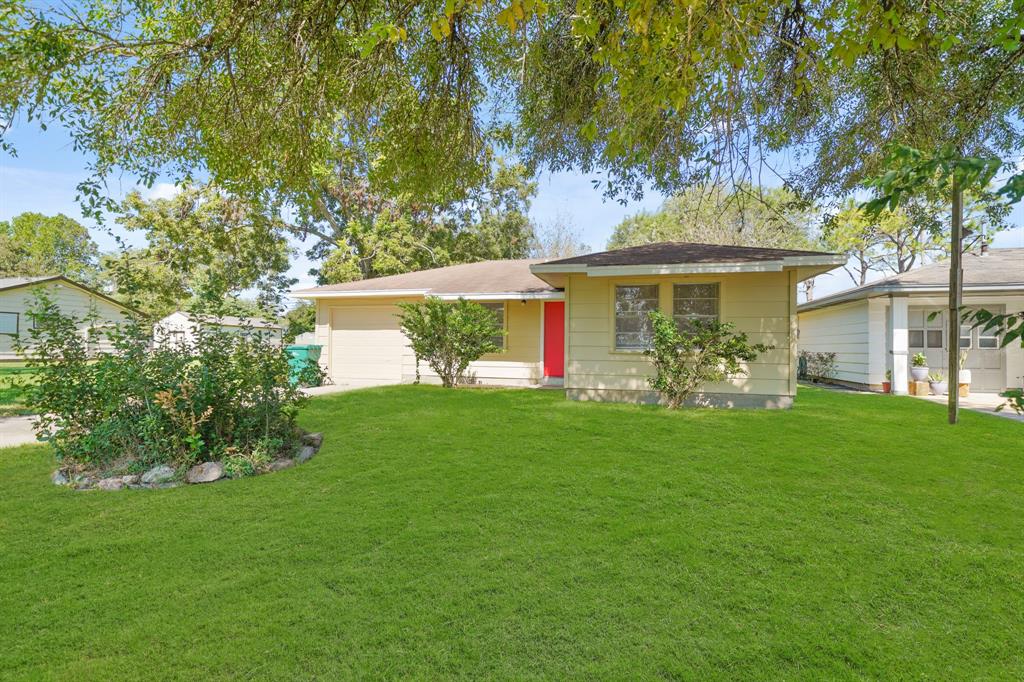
[397,298,502,388]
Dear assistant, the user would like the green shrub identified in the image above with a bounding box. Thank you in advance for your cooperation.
[397,298,502,388]
[15,291,303,470]
[645,311,772,409]
[798,351,837,383]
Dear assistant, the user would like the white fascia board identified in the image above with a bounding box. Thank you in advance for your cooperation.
[432,291,565,301]
[584,262,784,277]
[290,288,429,300]
[529,264,589,274]
[780,255,848,267]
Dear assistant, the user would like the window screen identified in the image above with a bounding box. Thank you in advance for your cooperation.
[615,285,659,350]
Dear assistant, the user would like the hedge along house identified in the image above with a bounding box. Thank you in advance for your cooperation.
[0,275,136,361]
[292,242,845,406]
[797,247,1024,394]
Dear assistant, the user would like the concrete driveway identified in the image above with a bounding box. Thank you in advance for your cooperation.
[914,392,1024,423]
[0,416,40,448]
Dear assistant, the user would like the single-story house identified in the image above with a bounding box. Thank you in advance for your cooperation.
[0,275,135,361]
[798,247,1024,394]
[292,242,845,407]
[153,311,284,348]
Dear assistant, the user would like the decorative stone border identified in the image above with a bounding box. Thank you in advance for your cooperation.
[51,432,324,491]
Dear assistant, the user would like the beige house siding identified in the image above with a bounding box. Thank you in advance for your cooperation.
[0,281,130,361]
[315,297,543,387]
[797,300,871,387]
[564,271,796,406]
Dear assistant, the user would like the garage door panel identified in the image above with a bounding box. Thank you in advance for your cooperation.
[330,306,405,384]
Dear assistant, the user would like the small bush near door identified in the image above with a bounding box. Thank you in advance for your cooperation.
[397,298,503,388]
[14,292,304,472]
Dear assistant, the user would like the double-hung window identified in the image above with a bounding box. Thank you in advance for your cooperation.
[0,312,17,336]
[909,309,943,349]
[480,302,506,350]
[614,285,659,350]
[672,283,719,332]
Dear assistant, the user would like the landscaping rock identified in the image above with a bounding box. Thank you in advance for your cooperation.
[97,477,125,491]
[302,432,323,449]
[51,469,70,486]
[296,445,316,464]
[186,461,224,484]
[141,465,176,485]
[73,474,96,490]
[121,474,141,486]
[269,458,294,471]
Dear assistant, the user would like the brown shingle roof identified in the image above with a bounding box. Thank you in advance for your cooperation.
[293,259,557,296]
[540,241,837,268]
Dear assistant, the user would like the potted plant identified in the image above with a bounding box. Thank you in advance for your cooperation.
[928,371,948,396]
[958,350,971,396]
[882,369,892,394]
[910,352,929,382]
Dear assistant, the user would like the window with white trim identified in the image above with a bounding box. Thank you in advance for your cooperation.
[978,325,999,349]
[614,285,659,350]
[959,324,973,349]
[0,312,17,335]
[480,302,506,350]
[673,283,719,333]
[909,309,943,349]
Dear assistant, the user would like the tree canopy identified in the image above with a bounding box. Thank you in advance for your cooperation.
[101,185,293,316]
[4,0,1022,213]
[0,212,99,281]
[608,185,819,252]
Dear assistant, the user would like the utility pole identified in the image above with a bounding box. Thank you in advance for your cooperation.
[948,178,963,425]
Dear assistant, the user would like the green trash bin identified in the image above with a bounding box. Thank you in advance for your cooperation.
[285,345,323,386]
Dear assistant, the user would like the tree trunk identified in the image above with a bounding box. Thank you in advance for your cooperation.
[948,180,963,425]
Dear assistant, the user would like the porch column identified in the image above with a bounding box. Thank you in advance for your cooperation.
[867,298,888,389]
[890,296,909,395]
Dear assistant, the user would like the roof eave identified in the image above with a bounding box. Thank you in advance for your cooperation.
[531,255,846,278]
[798,282,1024,312]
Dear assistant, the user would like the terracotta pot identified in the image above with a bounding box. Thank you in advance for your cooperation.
[882,381,891,394]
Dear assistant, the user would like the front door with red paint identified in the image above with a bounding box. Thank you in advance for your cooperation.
[543,301,565,378]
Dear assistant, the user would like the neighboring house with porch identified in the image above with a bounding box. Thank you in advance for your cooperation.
[797,247,1024,394]
[153,311,284,348]
[292,242,844,407]
[0,275,135,361]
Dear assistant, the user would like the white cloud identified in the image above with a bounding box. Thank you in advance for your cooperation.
[146,182,183,201]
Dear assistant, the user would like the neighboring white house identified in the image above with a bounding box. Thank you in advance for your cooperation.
[798,247,1024,394]
[0,275,136,361]
[153,311,283,348]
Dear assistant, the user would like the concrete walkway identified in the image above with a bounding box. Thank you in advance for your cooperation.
[0,416,40,448]
[913,392,1024,423]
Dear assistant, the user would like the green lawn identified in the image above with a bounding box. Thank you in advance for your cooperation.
[2,386,1022,679]
[0,362,35,415]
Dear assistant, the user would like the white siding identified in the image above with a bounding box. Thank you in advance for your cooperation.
[798,300,870,385]
[0,281,130,361]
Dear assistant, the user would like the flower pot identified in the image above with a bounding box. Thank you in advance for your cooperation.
[910,366,930,382]
[929,380,948,395]
[882,381,891,394]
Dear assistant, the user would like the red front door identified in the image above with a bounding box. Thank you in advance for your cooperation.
[543,301,565,378]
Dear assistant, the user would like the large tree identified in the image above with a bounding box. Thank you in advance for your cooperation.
[609,185,819,251]
[0,212,99,281]
[103,185,293,316]
[314,161,537,283]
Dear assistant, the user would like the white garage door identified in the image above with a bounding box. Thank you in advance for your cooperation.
[329,306,405,386]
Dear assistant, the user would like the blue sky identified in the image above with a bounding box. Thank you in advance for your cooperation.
[3,121,1023,304]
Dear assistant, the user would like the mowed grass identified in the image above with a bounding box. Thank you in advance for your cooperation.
[1,386,1022,680]
[0,362,35,415]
